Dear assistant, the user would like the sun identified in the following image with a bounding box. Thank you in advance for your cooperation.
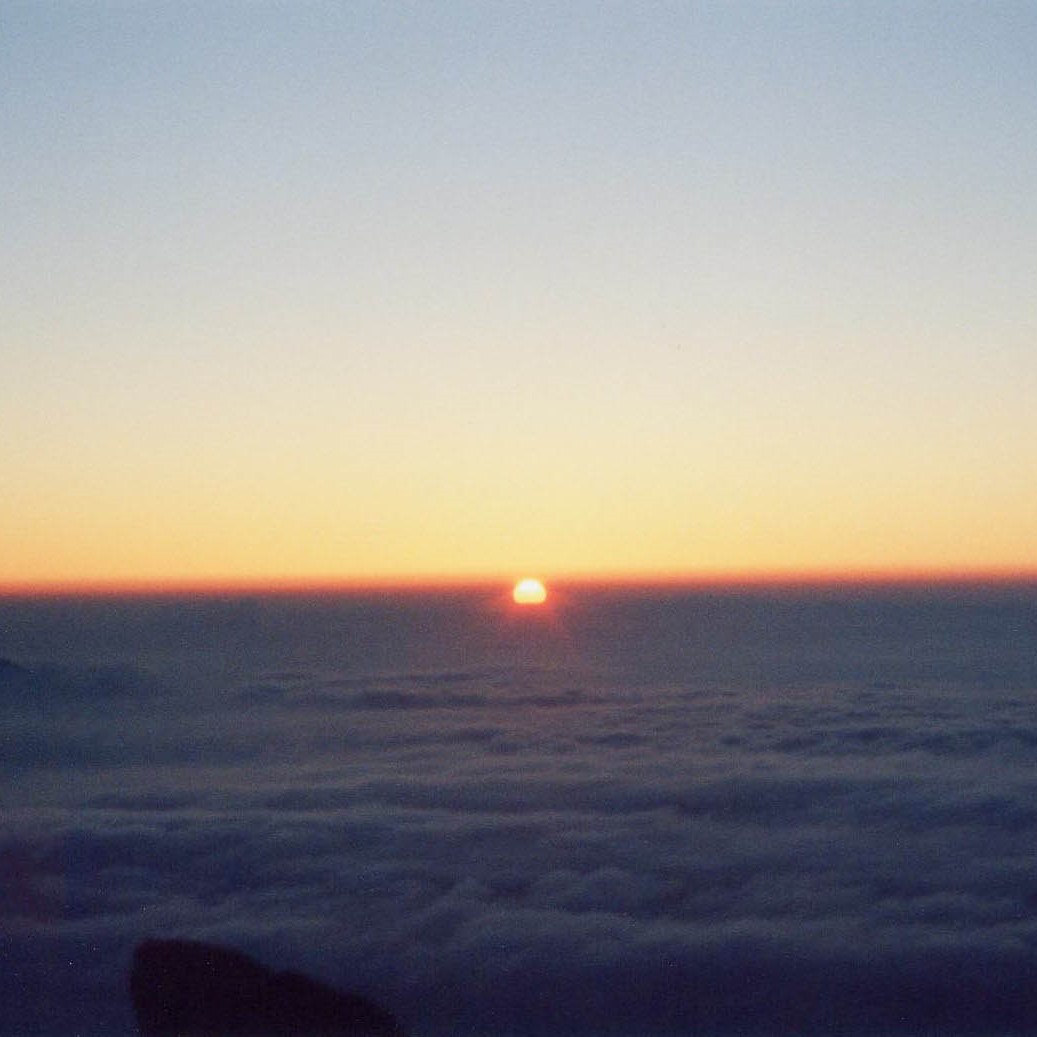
[512,578,547,605]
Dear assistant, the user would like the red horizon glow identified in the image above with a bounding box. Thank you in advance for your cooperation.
[2,565,1037,599]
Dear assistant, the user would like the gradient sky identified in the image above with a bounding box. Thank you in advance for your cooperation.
[3,1,1036,589]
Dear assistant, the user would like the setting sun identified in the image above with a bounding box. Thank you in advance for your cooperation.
[512,578,547,605]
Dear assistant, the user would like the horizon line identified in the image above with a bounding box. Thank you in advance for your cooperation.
[3,566,1037,598]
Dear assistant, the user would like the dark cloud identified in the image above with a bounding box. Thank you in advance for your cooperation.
[3,589,1037,1034]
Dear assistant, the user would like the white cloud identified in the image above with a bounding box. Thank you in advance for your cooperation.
[4,590,1037,1034]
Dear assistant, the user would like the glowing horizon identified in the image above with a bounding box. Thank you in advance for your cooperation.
[3,564,1037,601]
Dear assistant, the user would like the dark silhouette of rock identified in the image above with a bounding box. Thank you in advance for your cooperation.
[130,940,405,1037]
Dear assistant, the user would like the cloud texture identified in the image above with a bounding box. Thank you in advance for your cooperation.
[3,588,1037,1035]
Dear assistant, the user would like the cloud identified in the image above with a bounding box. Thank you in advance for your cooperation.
[4,589,1037,1035]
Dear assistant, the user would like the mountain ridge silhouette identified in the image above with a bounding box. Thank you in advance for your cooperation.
[130,939,405,1037]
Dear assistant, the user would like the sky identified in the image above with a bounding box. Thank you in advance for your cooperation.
[3,1,1036,589]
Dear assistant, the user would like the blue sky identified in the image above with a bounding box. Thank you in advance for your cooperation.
[3,1,1036,585]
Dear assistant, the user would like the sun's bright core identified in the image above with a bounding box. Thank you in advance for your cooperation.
[513,578,547,605]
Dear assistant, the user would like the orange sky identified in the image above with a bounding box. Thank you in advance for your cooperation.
[3,5,1035,593]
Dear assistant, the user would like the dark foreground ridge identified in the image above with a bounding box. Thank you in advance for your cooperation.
[130,940,405,1037]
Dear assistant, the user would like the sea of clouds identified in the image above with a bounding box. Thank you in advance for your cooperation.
[3,588,1037,1036]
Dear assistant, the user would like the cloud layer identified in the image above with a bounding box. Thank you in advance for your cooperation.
[3,589,1037,1035]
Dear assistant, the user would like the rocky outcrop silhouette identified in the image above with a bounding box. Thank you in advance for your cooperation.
[130,940,405,1037]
